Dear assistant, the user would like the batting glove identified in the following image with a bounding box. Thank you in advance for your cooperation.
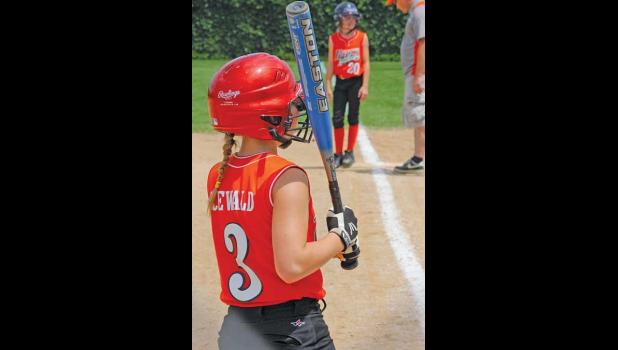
[326,206,358,251]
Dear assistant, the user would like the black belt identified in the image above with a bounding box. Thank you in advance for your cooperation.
[228,298,321,320]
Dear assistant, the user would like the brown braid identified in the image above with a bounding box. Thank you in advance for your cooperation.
[207,133,236,214]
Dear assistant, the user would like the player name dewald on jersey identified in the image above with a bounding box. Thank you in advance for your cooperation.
[211,190,255,212]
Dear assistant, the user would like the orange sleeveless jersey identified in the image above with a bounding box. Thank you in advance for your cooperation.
[207,152,325,307]
[330,30,366,79]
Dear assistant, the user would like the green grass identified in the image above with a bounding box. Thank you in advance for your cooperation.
[361,61,405,128]
[192,59,404,132]
[192,59,228,132]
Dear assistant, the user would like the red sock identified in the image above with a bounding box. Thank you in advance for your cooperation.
[334,127,345,154]
[347,124,359,151]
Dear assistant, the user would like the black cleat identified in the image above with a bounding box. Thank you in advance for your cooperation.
[333,153,343,168]
[342,150,355,168]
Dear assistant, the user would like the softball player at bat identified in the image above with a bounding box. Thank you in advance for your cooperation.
[325,2,370,169]
[206,53,359,350]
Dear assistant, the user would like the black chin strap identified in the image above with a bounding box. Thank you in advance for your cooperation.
[278,139,293,149]
[268,128,293,149]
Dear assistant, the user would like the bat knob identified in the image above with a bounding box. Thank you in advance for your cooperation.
[340,258,358,270]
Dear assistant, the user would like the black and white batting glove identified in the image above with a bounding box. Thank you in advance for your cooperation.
[338,239,360,270]
[326,206,358,251]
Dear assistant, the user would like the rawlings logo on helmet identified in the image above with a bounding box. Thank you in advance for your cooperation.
[218,90,240,100]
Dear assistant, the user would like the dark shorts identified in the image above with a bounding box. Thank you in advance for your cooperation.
[218,298,335,350]
[333,75,363,128]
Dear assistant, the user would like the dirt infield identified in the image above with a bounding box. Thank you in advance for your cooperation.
[192,128,425,350]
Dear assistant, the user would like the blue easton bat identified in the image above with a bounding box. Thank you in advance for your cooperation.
[287,1,358,270]
[286,1,343,214]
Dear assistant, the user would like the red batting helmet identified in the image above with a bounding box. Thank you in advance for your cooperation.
[207,53,311,147]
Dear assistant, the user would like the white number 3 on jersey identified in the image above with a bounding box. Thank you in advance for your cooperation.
[224,223,262,302]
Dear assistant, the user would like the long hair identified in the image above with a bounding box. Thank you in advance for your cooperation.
[207,133,236,214]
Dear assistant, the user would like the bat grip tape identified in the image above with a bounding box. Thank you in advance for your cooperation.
[329,181,344,214]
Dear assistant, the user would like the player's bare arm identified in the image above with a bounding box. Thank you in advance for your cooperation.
[358,34,370,101]
[272,167,344,284]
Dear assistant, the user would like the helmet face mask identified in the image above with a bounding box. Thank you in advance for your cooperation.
[285,96,313,146]
[262,94,313,149]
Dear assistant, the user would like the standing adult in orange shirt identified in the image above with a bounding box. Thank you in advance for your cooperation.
[326,2,370,169]
[207,52,359,349]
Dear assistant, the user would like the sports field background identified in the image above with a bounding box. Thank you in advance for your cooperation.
[192,57,425,349]
[192,59,405,132]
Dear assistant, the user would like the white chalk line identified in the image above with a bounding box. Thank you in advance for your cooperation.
[356,125,426,339]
